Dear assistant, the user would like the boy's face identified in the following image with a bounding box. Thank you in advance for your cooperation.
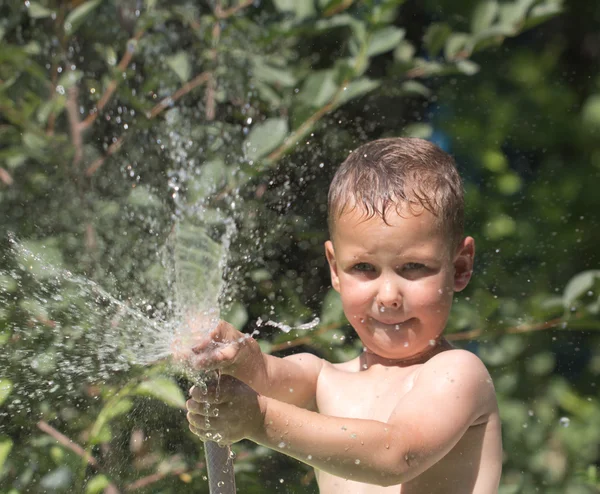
[325,206,474,361]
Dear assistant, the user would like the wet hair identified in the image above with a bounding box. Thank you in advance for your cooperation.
[328,137,464,248]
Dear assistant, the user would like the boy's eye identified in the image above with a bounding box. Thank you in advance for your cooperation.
[353,263,374,272]
[402,263,426,271]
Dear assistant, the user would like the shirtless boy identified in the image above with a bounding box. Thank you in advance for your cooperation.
[184,137,503,493]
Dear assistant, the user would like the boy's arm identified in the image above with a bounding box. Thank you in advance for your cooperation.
[185,320,323,409]
[249,350,496,486]
[241,347,323,410]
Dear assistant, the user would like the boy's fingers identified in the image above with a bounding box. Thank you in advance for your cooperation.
[187,411,208,428]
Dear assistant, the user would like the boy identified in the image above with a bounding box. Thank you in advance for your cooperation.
[184,138,503,493]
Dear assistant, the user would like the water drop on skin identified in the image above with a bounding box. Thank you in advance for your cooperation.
[355,459,361,465]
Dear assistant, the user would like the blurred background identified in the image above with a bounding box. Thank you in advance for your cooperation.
[1,0,599,492]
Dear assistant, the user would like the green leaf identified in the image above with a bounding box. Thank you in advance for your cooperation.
[136,377,186,409]
[484,214,516,239]
[497,172,522,195]
[40,467,73,490]
[222,301,248,331]
[28,2,54,19]
[456,59,480,75]
[563,270,600,308]
[394,40,416,63]
[0,379,13,406]
[471,1,499,34]
[444,33,471,60]
[0,436,13,473]
[400,81,431,98]
[298,70,338,107]
[367,27,405,57]
[86,475,110,494]
[0,274,17,294]
[320,289,344,326]
[582,94,600,128]
[166,52,191,82]
[338,78,379,104]
[64,0,102,35]
[272,0,316,19]
[128,186,161,208]
[243,118,288,162]
[15,239,64,279]
[402,123,433,139]
[424,23,452,58]
[57,70,84,90]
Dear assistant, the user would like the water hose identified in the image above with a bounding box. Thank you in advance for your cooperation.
[205,441,236,493]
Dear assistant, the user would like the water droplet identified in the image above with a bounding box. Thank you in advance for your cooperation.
[355,459,360,465]
[217,481,225,487]
[559,417,570,427]
[278,441,286,448]
[429,339,436,346]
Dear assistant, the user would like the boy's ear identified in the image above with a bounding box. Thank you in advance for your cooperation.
[324,240,340,292]
[453,236,475,292]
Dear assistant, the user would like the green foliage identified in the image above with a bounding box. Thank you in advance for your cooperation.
[0,0,598,492]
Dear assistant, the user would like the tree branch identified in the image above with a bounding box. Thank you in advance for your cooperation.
[37,420,99,468]
[148,71,211,119]
[66,85,83,170]
[215,0,254,19]
[80,30,145,132]
[85,137,124,176]
[0,167,13,186]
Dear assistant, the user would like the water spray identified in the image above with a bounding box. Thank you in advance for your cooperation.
[171,218,237,494]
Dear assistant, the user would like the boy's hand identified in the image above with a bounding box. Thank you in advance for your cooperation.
[186,375,266,444]
[186,320,263,381]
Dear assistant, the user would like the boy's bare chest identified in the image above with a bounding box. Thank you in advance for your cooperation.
[316,364,419,421]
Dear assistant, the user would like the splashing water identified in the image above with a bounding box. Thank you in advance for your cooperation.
[0,214,234,412]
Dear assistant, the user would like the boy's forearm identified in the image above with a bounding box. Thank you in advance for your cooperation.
[232,342,319,409]
[249,396,412,486]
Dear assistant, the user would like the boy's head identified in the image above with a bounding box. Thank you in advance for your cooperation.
[325,138,474,362]
[328,137,464,252]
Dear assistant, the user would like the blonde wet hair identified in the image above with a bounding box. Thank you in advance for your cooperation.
[328,137,464,248]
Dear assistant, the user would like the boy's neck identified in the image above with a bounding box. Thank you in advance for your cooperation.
[360,337,453,369]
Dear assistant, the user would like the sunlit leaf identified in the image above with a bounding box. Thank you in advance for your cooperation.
[582,94,600,128]
[563,270,600,308]
[136,377,186,408]
[484,214,516,239]
[0,380,13,406]
[298,70,338,107]
[272,0,316,19]
[40,466,73,490]
[367,27,405,57]
[128,186,162,208]
[444,33,471,60]
[222,301,248,331]
[424,23,452,58]
[166,52,191,82]
[320,289,344,326]
[0,436,13,473]
[402,123,433,139]
[243,118,288,162]
[28,2,54,19]
[471,1,499,34]
[337,77,379,104]
[85,474,110,494]
[64,0,102,35]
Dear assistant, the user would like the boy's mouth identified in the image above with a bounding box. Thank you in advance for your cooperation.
[367,316,416,330]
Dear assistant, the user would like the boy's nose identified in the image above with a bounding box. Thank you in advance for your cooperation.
[376,280,402,310]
